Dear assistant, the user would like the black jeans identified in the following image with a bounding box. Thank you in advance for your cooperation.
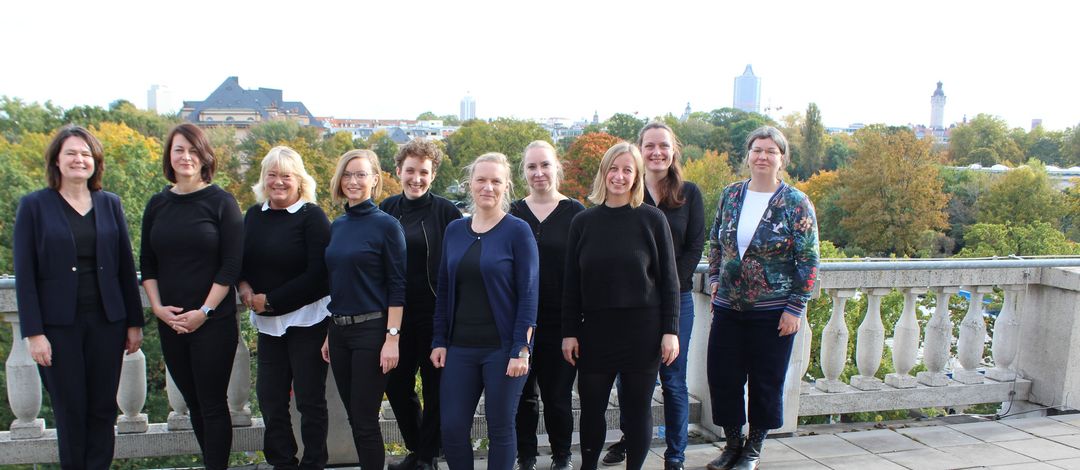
[707,306,795,429]
[385,317,441,461]
[516,326,576,460]
[40,309,126,470]
[257,317,329,470]
[158,314,239,470]
[328,320,388,469]
[577,368,657,470]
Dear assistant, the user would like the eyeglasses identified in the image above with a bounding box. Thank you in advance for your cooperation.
[342,171,372,181]
[750,148,782,157]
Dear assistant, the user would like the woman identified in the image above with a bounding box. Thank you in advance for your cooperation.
[562,142,680,470]
[430,152,538,470]
[380,139,462,470]
[705,126,819,470]
[238,146,331,469]
[511,141,584,470]
[322,149,406,469]
[141,123,244,470]
[14,125,144,469]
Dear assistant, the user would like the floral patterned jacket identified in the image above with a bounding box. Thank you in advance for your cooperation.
[707,180,819,317]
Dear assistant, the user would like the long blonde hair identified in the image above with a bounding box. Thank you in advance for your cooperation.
[588,142,645,208]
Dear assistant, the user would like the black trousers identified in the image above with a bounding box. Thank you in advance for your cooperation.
[577,368,657,470]
[158,314,239,470]
[328,320,388,470]
[707,307,795,429]
[385,316,441,461]
[40,309,126,470]
[257,317,330,470]
[516,326,576,460]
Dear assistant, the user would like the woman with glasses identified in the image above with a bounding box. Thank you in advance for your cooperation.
[705,126,819,470]
[323,149,406,469]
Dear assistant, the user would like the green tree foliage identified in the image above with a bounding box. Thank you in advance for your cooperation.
[976,160,1064,227]
[445,118,551,196]
[1063,123,1080,167]
[602,113,645,141]
[938,167,991,252]
[682,150,738,226]
[0,96,65,140]
[796,170,850,248]
[367,130,400,173]
[947,113,1025,165]
[836,127,949,256]
[958,222,1080,257]
[793,103,826,180]
[826,133,855,170]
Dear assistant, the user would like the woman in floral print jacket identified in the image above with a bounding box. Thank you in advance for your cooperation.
[705,126,819,470]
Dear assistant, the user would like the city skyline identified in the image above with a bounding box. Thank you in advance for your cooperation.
[2,0,1077,130]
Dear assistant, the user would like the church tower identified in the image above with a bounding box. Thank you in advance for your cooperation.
[930,81,946,130]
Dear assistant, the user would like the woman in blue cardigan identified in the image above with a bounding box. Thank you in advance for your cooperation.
[430,152,539,469]
[14,126,144,469]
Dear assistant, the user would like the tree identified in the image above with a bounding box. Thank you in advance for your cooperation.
[947,113,1025,165]
[0,96,65,141]
[445,118,551,195]
[92,122,165,259]
[795,170,850,248]
[416,111,438,121]
[793,103,826,180]
[366,130,399,173]
[836,127,949,256]
[825,133,855,170]
[603,113,645,141]
[682,150,737,226]
[939,167,991,252]
[1063,123,1080,167]
[976,160,1064,227]
[560,132,619,202]
[958,222,1080,257]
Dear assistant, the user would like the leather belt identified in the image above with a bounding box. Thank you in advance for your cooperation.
[331,311,383,326]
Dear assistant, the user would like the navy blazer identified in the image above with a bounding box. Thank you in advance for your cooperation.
[14,189,145,337]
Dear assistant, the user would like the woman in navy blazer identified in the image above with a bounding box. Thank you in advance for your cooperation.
[14,125,145,469]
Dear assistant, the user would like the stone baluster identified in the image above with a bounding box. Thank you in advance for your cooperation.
[798,314,813,394]
[955,285,994,384]
[816,289,856,392]
[228,317,253,426]
[886,288,926,388]
[918,286,958,386]
[852,288,892,390]
[166,368,192,430]
[987,285,1024,381]
[4,313,45,438]
[116,349,149,433]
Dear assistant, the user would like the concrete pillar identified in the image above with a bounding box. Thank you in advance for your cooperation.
[886,288,925,388]
[852,288,891,390]
[116,349,149,433]
[918,286,957,387]
[987,285,1024,382]
[4,313,45,439]
[955,285,994,384]
[228,317,253,427]
[816,289,855,393]
[165,368,192,431]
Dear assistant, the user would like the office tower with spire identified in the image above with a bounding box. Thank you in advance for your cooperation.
[460,93,476,121]
[733,65,761,113]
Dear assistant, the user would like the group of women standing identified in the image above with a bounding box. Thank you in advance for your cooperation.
[14,119,818,470]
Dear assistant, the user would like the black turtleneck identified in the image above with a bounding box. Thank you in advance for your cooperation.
[325,199,407,316]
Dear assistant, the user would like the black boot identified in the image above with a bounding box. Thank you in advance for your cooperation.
[706,430,744,470]
[732,438,763,470]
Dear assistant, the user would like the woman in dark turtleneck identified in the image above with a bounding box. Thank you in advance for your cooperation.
[323,149,406,470]
[379,139,461,470]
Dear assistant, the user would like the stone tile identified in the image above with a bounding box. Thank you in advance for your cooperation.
[898,425,984,447]
[836,429,927,453]
[995,438,1080,460]
[683,443,722,468]
[1050,414,1080,427]
[948,421,1035,442]
[1000,417,1080,437]
[762,459,830,469]
[759,439,811,463]
[1047,457,1080,469]
[816,453,909,469]
[937,442,1036,467]
[989,463,1063,469]
[877,447,972,470]
[778,434,871,459]
[1049,434,1080,450]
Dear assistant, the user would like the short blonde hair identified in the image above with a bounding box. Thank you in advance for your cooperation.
[464,152,514,213]
[330,149,382,205]
[588,142,645,208]
[522,140,563,194]
[252,146,318,204]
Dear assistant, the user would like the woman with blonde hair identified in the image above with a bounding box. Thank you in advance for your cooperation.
[323,149,406,469]
[561,142,680,470]
[238,146,331,469]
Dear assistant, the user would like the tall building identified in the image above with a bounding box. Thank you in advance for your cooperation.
[733,65,761,113]
[460,93,476,121]
[147,84,174,114]
[681,102,691,121]
[930,81,946,130]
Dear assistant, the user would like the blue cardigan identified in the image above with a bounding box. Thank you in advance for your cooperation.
[14,189,144,337]
[432,214,539,359]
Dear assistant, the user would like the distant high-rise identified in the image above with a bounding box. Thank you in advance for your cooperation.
[460,93,476,121]
[733,65,761,113]
[930,81,946,130]
[147,84,174,114]
[1031,118,1043,131]
[681,102,691,122]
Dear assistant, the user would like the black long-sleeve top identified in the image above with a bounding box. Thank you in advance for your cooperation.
[140,185,244,318]
[510,198,586,328]
[379,192,463,318]
[325,199,406,315]
[561,203,680,338]
[240,202,330,315]
[645,182,706,292]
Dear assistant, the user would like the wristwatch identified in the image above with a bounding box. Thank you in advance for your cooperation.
[517,350,531,360]
[264,298,274,313]
[386,327,401,336]
[200,305,216,318]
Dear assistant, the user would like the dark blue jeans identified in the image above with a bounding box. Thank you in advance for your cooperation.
[658,292,695,462]
[440,346,528,470]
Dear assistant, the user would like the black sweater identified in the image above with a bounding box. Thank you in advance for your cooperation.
[379,192,462,317]
[561,203,680,338]
[645,182,706,292]
[510,198,586,328]
[240,202,330,316]
[140,185,244,317]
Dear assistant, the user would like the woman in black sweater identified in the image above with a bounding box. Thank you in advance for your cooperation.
[511,141,584,470]
[380,139,462,470]
[562,142,680,470]
[237,146,331,469]
[141,124,244,470]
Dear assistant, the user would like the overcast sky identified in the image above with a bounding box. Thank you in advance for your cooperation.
[2,0,1076,130]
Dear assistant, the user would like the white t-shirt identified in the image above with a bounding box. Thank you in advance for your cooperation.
[737,190,774,258]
